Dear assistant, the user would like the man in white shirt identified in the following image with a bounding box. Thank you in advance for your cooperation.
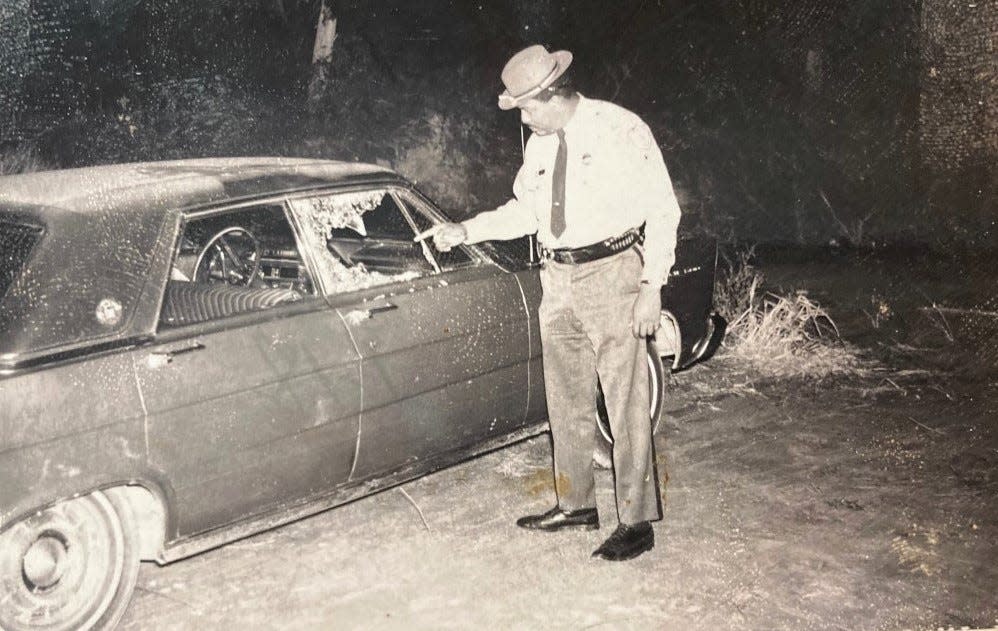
[417,44,681,561]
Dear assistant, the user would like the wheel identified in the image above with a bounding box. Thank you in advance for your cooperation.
[0,489,141,631]
[194,226,261,286]
[596,339,665,444]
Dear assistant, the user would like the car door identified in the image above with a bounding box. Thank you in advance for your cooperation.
[133,202,361,538]
[286,188,531,480]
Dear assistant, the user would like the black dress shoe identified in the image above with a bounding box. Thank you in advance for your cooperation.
[516,506,599,531]
[591,522,654,561]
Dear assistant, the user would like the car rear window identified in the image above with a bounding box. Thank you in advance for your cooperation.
[0,221,43,301]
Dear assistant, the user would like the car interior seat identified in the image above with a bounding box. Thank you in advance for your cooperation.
[160,280,302,326]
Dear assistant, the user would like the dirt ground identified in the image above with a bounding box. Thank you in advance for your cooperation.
[118,249,998,631]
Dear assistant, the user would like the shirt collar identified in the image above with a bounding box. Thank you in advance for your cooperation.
[560,93,589,138]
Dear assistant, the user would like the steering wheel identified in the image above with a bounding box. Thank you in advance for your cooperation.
[193,226,261,286]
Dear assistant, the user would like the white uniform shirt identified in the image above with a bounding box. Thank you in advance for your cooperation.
[462,95,682,286]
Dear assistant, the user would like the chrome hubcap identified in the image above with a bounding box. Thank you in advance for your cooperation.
[1,493,124,631]
[22,534,68,590]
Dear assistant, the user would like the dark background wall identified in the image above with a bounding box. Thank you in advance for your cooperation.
[920,0,997,248]
[1,0,994,248]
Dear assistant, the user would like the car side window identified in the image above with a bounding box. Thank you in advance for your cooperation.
[288,189,438,295]
[159,204,313,328]
[394,192,476,272]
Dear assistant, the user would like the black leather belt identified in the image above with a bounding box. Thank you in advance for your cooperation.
[539,228,642,265]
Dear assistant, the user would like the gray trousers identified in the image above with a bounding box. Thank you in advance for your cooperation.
[538,247,662,525]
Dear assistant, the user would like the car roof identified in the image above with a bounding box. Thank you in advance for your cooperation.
[0,157,399,216]
[0,158,406,367]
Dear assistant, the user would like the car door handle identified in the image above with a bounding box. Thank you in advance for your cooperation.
[146,341,205,368]
[341,303,398,326]
[367,303,398,316]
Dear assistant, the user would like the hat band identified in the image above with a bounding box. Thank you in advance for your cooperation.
[508,61,561,100]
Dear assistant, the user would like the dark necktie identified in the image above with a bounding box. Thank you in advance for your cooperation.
[550,129,567,238]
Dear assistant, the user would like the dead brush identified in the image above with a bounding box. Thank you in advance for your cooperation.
[714,246,760,324]
[715,249,865,379]
[726,281,864,378]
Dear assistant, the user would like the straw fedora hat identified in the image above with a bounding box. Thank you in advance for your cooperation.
[497,44,573,110]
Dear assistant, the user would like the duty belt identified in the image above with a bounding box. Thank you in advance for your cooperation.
[539,228,642,265]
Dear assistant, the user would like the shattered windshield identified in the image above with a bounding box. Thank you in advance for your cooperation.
[288,190,436,294]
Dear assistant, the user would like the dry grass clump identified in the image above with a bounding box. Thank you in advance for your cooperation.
[717,248,866,379]
[714,246,760,324]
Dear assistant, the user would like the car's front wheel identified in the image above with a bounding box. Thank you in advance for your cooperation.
[595,339,665,444]
[0,488,141,631]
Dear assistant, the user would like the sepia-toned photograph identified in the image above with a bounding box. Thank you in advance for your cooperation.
[0,1,995,629]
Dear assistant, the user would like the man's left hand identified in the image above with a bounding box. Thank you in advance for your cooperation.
[632,284,662,338]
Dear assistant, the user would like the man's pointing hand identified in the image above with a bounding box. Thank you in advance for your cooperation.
[414,222,468,252]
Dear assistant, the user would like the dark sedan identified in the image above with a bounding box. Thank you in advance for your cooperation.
[0,158,722,630]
